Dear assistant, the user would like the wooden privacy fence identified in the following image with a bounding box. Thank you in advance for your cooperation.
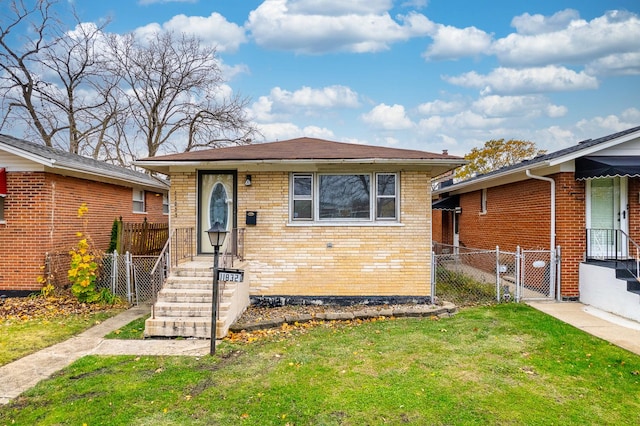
[120,218,169,255]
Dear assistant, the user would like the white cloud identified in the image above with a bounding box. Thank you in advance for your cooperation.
[423,25,492,60]
[472,95,566,118]
[586,52,640,76]
[510,9,580,35]
[492,10,640,67]
[134,13,246,52]
[444,66,599,95]
[417,99,463,115]
[257,122,335,141]
[361,103,414,130]
[138,0,196,4]
[270,85,360,108]
[246,0,434,53]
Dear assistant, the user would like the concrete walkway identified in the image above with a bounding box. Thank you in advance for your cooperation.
[2,301,640,406]
[527,301,640,356]
[0,305,210,405]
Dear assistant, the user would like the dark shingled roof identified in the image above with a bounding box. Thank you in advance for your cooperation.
[137,137,461,162]
[454,125,640,184]
[0,133,167,189]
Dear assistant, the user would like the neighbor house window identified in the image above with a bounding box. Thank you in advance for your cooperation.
[0,196,4,222]
[480,188,487,214]
[133,189,145,213]
[162,193,169,214]
[290,172,399,223]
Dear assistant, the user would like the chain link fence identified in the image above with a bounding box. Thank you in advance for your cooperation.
[45,250,165,304]
[432,243,557,306]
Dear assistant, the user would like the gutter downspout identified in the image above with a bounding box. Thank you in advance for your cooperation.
[526,170,559,300]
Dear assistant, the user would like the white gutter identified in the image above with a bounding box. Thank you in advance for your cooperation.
[526,169,559,300]
[525,170,555,250]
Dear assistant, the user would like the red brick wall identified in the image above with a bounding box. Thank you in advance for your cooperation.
[629,178,640,242]
[458,179,552,251]
[0,171,167,291]
[455,173,585,298]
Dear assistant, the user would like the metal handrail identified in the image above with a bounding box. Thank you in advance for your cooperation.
[586,228,640,279]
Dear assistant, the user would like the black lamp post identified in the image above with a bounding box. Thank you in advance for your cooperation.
[206,221,228,355]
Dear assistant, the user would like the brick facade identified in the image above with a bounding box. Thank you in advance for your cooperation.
[174,169,433,297]
[434,173,640,299]
[0,171,167,292]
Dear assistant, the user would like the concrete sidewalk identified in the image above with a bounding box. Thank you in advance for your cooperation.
[0,305,210,405]
[527,301,640,356]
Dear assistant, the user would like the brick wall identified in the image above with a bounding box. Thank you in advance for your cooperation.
[0,171,167,291]
[237,171,432,296]
[454,173,585,298]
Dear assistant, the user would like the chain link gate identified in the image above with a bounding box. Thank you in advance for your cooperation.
[96,251,166,304]
[432,244,559,306]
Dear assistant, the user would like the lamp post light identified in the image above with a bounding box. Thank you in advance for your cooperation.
[206,221,228,355]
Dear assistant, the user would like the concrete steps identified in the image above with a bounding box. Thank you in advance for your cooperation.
[145,259,248,339]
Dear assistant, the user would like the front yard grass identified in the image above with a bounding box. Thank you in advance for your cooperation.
[0,296,125,366]
[1,303,639,425]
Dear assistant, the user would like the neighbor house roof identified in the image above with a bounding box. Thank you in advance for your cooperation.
[135,137,466,176]
[433,125,640,196]
[0,134,168,192]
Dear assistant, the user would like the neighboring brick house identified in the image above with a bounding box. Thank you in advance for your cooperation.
[137,137,464,301]
[0,134,169,295]
[432,126,640,320]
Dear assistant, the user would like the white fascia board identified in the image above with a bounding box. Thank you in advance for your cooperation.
[0,143,56,167]
[433,161,550,196]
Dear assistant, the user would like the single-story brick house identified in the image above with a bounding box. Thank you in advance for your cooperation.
[0,134,169,296]
[135,137,465,337]
[432,126,640,321]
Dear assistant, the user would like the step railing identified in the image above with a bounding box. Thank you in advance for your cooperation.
[586,228,640,280]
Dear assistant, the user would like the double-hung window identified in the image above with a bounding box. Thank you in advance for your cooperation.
[291,172,399,222]
[133,189,145,213]
[162,193,170,214]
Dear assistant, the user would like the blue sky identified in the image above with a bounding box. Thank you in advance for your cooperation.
[22,1,640,155]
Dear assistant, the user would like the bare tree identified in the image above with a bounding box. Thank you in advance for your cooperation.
[107,30,258,159]
[0,0,61,147]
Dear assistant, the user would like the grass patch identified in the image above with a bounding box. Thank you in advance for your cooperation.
[104,314,150,340]
[1,304,639,425]
[0,310,121,366]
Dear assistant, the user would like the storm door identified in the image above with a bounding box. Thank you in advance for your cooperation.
[586,177,628,258]
[198,172,236,254]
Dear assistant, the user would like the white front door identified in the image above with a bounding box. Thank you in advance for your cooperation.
[586,177,628,258]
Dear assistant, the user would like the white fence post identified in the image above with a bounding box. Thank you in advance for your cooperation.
[496,246,501,302]
[515,246,521,302]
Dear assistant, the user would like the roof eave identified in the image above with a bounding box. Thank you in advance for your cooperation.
[135,157,467,175]
[433,161,551,196]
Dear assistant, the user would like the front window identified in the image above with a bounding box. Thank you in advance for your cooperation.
[319,174,370,220]
[0,196,4,222]
[290,172,399,223]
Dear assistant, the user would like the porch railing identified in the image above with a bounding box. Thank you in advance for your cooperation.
[586,228,640,280]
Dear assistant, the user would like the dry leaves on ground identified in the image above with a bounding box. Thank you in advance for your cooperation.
[0,295,126,323]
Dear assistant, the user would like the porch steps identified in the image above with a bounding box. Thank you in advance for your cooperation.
[145,260,247,339]
[614,262,640,295]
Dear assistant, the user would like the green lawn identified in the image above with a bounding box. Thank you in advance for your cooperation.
[1,303,639,425]
[0,310,122,367]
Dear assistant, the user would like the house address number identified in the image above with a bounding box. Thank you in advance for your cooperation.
[218,269,244,282]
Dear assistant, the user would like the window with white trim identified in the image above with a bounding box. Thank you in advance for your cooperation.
[133,189,145,213]
[480,188,487,214]
[290,172,399,222]
[162,193,169,214]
